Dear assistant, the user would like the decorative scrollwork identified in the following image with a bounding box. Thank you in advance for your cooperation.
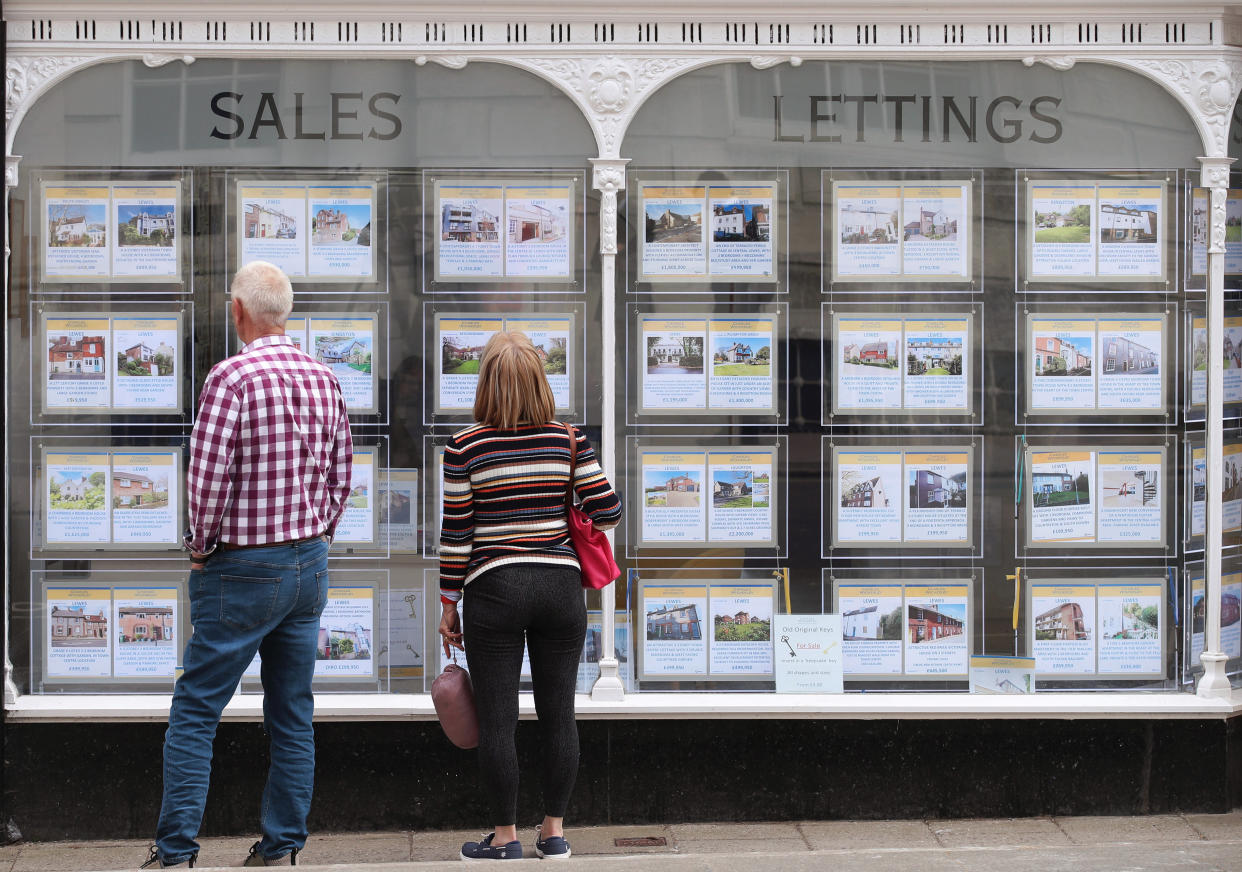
[142,53,196,69]
[7,55,97,122]
[750,56,802,70]
[1022,56,1078,71]
[1128,57,1242,157]
[414,55,470,69]
[592,159,629,256]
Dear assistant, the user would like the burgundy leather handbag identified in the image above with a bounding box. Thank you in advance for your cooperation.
[431,658,479,749]
[563,423,621,590]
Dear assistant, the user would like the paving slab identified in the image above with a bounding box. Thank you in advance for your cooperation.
[929,817,1069,848]
[193,835,268,866]
[1055,814,1202,845]
[1183,810,1242,842]
[12,843,150,872]
[944,843,1239,872]
[669,821,808,855]
[565,824,676,855]
[798,819,938,851]
[410,829,479,862]
[298,831,411,865]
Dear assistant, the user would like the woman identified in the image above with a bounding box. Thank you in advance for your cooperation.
[439,331,622,862]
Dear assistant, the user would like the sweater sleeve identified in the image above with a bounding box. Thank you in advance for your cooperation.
[570,426,622,531]
[438,438,474,602]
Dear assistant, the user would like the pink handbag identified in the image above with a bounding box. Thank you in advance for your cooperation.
[563,423,621,590]
[430,659,479,749]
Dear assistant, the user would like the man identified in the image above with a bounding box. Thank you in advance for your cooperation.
[144,261,353,869]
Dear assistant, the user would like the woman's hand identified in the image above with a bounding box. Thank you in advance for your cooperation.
[439,602,464,657]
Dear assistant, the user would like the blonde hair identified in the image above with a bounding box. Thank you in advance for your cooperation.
[230,260,293,326]
[473,331,556,430]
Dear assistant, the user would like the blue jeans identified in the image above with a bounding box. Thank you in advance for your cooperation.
[155,537,330,864]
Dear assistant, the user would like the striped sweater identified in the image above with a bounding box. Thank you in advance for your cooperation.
[439,422,622,601]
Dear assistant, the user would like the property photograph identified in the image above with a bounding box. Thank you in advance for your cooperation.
[530,334,568,375]
[47,203,106,247]
[441,334,489,375]
[839,467,898,509]
[903,200,961,242]
[49,469,107,511]
[643,469,701,508]
[1034,601,1090,641]
[1031,462,1092,508]
[646,334,704,374]
[1225,326,1242,370]
[906,335,963,376]
[311,203,371,246]
[47,333,106,380]
[1100,467,1159,508]
[1098,202,1158,243]
[1100,334,1158,375]
[713,600,772,643]
[645,203,702,244]
[838,203,898,245]
[315,334,372,376]
[379,486,412,525]
[907,602,966,644]
[507,200,568,245]
[840,339,899,371]
[1224,453,1242,503]
[111,469,170,510]
[117,605,174,644]
[712,336,770,376]
[1033,334,1093,377]
[1193,456,1207,502]
[646,602,702,641]
[441,200,500,242]
[49,605,108,647]
[712,469,753,508]
[243,201,298,239]
[711,201,770,242]
[1033,202,1091,243]
[751,471,770,508]
[841,603,903,641]
[907,467,967,509]
[348,483,368,510]
[116,339,175,378]
[116,204,175,247]
[317,624,372,660]
[1099,599,1159,640]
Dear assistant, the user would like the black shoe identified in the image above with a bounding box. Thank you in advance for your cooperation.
[140,845,196,868]
[243,840,298,866]
[460,832,523,861]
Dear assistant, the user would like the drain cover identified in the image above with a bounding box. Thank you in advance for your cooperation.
[614,836,668,848]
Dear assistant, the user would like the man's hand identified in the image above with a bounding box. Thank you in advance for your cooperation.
[189,551,208,570]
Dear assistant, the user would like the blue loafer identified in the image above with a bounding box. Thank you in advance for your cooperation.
[460,833,522,861]
[535,825,571,860]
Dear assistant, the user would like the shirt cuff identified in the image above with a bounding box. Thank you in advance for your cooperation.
[440,588,463,605]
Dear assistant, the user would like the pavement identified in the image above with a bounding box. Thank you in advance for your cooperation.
[3,813,1242,871]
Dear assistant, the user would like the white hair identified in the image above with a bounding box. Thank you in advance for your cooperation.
[230,260,293,325]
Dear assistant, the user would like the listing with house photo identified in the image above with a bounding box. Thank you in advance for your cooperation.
[903,584,969,677]
[437,184,504,278]
[112,316,179,411]
[1227,190,1242,275]
[1031,583,1098,675]
[46,587,112,679]
[44,317,111,411]
[112,587,178,679]
[378,469,418,554]
[641,317,708,411]
[437,316,504,411]
[901,184,969,278]
[316,587,375,677]
[707,451,774,544]
[111,451,179,546]
[238,184,307,277]
[307,185,374,279]
[1096,451,1163,545]
[903,317,969,411]
[640,451,707,544]
[333,448,375,544]
[1029,318,1096,411]
[833,317,902,411]
[112,185,179,278]
[1192,317,1208,407]
[902,451,969,545]
[1029,184,1096,278]
[707,316,775,411]
[1096,184,1163,278]
[833,184,901,278]
[44,184,110,279]
[706,184,776,280]
[1224,316,1242,403]
[308,316,375,411]
[708,583,775,676]
[506,316,572,409]
[835,451,902,544]
[839,583,904,676]
[1029,450,1096,545]
[503,184,573,279]
[1096,317,1163,411]
[45,451,111,545]
[640,185,707,279]
[1227,441,1242,535]
[1224,576,1242,661]
[1191,188,1209,276]
[1191,446,1206,539]
[641,583,709,677]
[1096,582,1163,675]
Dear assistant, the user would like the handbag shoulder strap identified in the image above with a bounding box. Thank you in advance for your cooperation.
[563,422,578,510]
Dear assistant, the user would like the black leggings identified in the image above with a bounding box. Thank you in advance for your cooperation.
[462,564,587,825]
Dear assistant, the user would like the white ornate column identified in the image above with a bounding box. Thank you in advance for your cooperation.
[589,157,628,702]
[3,153,19,707]
[1198,155,1235,699]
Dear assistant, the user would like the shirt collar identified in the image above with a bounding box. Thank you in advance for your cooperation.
[241,333,296,354]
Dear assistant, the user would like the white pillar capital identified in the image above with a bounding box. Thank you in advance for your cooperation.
[591,158,629,257]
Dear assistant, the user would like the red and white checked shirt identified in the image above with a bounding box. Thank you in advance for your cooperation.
[184,334,354,554]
